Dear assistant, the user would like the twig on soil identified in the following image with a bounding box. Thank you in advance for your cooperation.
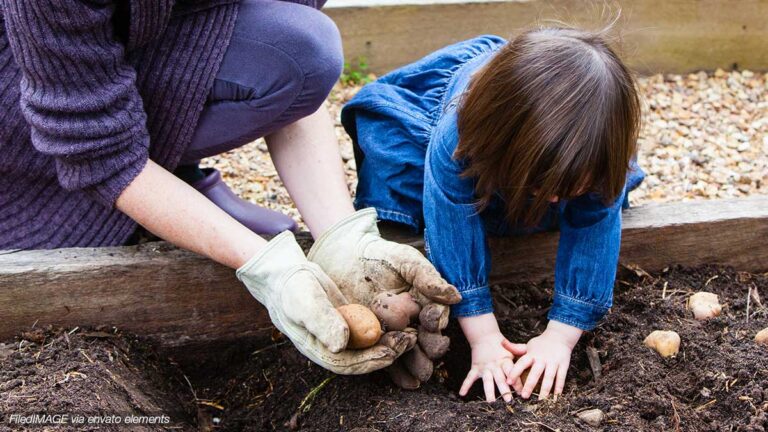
[251,341,288,357]
[298,376,335,413]
[520,421,561,432]
[746,286,751,323]
[79,349,94,364]
[197,400,225,410]
[704,275,719,286]
[750,284,762,308]
[694,399,717,411]
[586,347,602,381]
[661,281,668,299]
[671,398,681,432]
[182,373,198,401]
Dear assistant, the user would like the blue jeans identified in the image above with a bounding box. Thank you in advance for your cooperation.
[180,0,343,164]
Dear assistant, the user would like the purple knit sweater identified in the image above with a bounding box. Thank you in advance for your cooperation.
[0,0,238,249]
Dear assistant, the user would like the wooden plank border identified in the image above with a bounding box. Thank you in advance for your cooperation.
[0,196,766,348]
[324,0,768,74]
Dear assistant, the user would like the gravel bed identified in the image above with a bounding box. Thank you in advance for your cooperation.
[201,70,768,227]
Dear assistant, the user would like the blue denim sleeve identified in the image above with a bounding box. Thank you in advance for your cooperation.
[548,187,627,331]
[423,111,494,318]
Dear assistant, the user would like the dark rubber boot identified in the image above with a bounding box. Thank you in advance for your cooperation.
[191,168,298,235]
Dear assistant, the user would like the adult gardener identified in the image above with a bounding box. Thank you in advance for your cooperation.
[0,0,460,376]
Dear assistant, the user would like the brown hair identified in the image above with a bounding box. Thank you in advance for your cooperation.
[455,26,641,226]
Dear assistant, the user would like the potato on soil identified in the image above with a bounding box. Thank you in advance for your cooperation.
[336,304,383,349]
[371,292,411,331]
[644,330,681,358]
[687,292,722,320]
[755,328,768,346]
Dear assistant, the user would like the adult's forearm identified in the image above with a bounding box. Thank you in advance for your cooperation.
[116,160,267,269]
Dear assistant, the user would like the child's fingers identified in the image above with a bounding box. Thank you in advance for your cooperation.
[521,361,545,399]
[491,366,512,403]
[501,339,527,357]
[459,368,480,396]
[482,369,495,403]
[537,364,557,400]
[506,354,533,386]
[501,358,523,393]
[512,377,524,394]
[501,357,514,378]
[554,362,568,396]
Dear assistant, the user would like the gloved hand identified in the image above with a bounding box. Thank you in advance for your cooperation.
[236,231,412,375]
[307,208,462,388]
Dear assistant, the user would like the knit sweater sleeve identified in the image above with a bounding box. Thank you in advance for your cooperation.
[3,0,150,207]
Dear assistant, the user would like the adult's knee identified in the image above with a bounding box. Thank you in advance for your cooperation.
[284,10,344,115]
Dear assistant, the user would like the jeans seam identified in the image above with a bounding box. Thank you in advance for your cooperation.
[554,292,610,311]
[547,313,594,331]
[355,201,420,230]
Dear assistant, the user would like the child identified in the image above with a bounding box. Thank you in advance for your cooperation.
[341,27,645,401]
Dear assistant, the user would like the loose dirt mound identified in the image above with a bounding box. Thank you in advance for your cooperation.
[0,330,196,431]
[2,266,767,431]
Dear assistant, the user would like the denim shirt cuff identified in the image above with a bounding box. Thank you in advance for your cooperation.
[547,293,609,331]
[450,285,494,318]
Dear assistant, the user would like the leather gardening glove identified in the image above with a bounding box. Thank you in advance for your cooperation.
[307,208,462,388]
[236,231,412,375]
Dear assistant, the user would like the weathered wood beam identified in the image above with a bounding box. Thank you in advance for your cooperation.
[324,0,768,74]
[0,196,766,349]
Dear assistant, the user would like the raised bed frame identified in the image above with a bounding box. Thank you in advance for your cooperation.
[325,0,768,74]
[1,196,766,352]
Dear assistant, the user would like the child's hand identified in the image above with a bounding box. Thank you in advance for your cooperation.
[457,314,527,402]
[503,320,583,400]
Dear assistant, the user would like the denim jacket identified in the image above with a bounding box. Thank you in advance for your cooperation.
[341,36,645,331]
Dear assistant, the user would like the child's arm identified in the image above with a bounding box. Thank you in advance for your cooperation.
[423,111,524,401]
[458,314,527,402]
[505,187,627,400]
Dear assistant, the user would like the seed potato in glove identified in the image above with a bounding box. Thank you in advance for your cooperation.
[307,208,461,387]
[237,231,412,375]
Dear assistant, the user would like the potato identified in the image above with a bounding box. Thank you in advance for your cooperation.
[417,325,450,360]
[370,292,427,332]
[644,330,681,358]
[688,292,722,320]
[387,360,420,390]
[755,328,768,346]
[402,345,433,382]
[395,292,421,321]
[336,304,383,349]
[419,303,449,332]
[371,292,413,331]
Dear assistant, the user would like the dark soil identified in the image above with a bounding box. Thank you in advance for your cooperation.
[1,266,767,431]
[0,328,196,431]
